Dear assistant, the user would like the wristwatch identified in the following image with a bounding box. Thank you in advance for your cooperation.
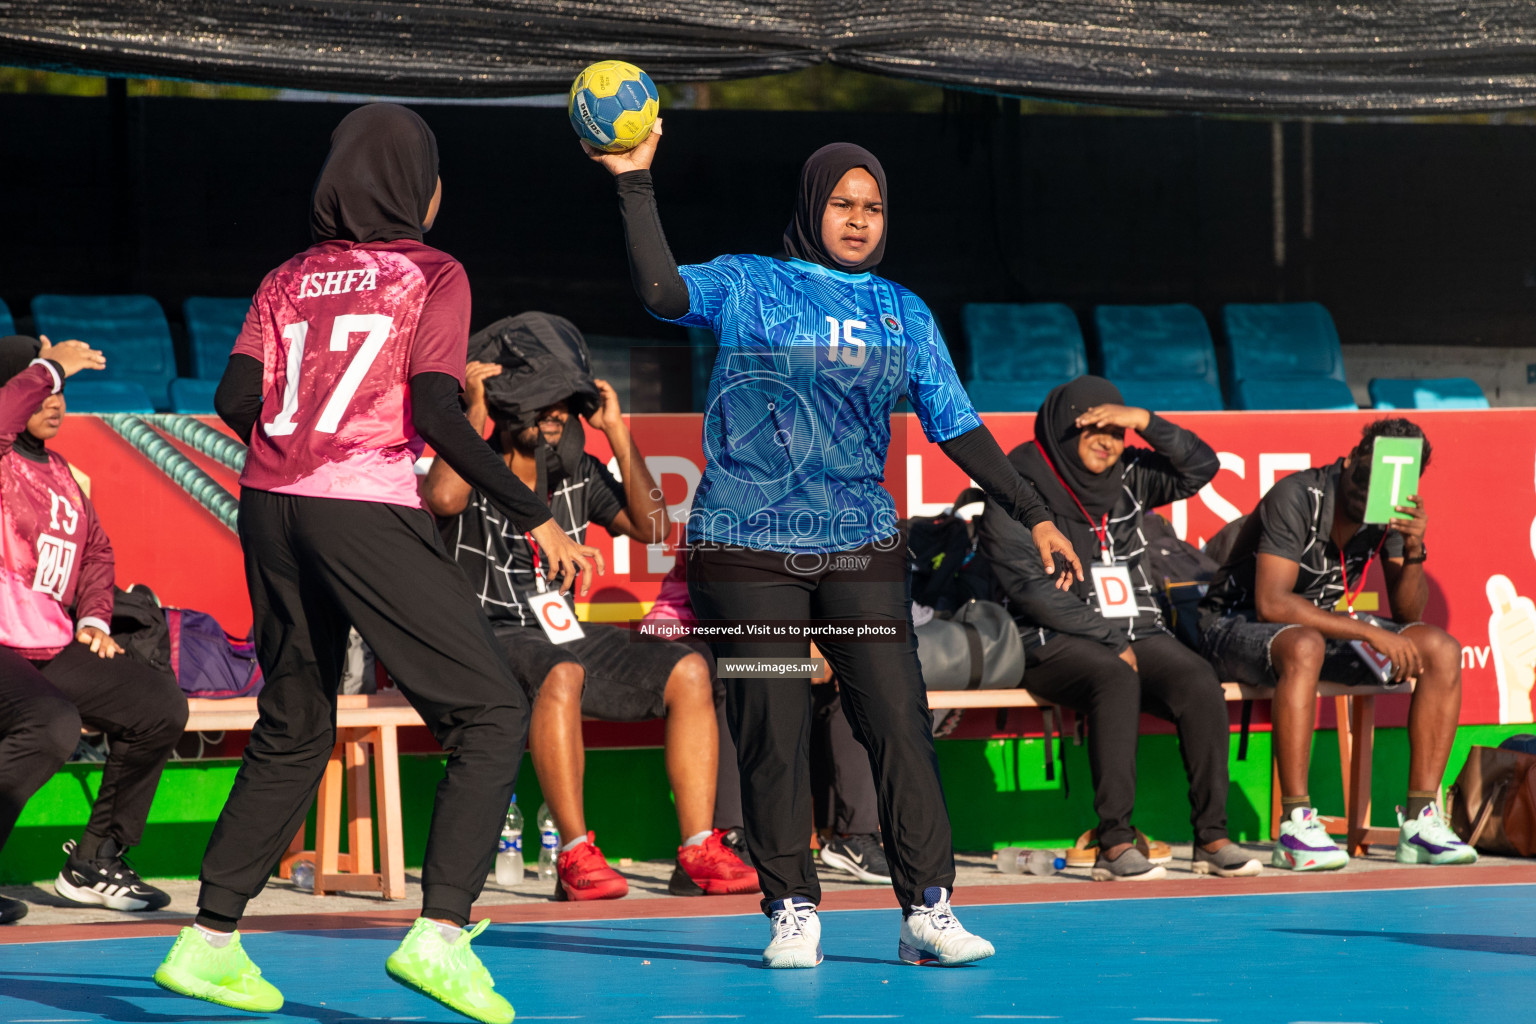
[1402,544,1427,565]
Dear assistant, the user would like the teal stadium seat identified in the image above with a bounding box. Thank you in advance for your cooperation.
[1222,302,1358,410]
[0,297,14,336]
[1368,377,1490,410]
[31,295,178,410]
[962,303,1087,412]
[62,380,156,414]
[169,377,220,414]
[183,296,251,380]
[1094,303,1224,411]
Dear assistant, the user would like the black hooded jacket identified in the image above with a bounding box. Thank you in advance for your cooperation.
[468,311,600,495]
[976,382,1219,651]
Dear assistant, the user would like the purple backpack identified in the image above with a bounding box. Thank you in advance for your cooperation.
[167,608,263,699]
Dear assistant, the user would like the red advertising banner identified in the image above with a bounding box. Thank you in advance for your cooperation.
[49,409,1536,728]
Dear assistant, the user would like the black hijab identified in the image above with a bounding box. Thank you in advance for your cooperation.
[1016,375,1128,520]
[310,104,439,244]
[0,335,49,460]
[781,143,888,274]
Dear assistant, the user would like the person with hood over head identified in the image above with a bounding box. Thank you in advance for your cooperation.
[422,311,757,902]
[153,104,599,1024]
[584,123,1083,968]
[0,334,188,925]
[976,376,1260,882]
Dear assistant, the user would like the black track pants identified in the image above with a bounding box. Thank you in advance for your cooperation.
[198,491,530,925]
[1023,631,1231,848]
[688,541,953,915]
[0,643,186,854]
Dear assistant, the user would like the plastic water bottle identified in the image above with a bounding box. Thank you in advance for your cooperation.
[494,795,524,886]
[290,858,315,892]
[536,802,560,882]
[996,847,1065,876]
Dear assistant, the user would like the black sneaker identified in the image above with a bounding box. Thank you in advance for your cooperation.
[54,839,172,911]
[720,827,752,866]
[0,895,27,924]
[819,833,892,885]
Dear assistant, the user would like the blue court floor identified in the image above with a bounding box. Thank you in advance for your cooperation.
[1,885,1531,1023]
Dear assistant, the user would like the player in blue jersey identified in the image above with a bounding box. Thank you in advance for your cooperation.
[587,124,1082,969]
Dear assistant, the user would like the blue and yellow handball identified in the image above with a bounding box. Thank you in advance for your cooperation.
[568,60,660,153]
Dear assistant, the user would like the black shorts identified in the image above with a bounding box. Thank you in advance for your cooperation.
[1200,611,1412,688]
[492,621,698,721]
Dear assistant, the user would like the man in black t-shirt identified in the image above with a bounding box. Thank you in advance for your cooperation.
[422,343,756,903]
[1199,418,1475,872]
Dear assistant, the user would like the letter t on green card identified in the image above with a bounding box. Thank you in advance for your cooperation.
[1364,436,1423,524]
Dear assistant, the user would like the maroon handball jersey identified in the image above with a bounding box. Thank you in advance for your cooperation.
[234,238,470,506]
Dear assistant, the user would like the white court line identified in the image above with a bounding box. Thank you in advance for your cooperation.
[815,1017,902,1020]
[974,1017,1062,1020]
[654,1017,743,1020]
[1288,1020,1381,1023]
[1136,1018,1220,1022]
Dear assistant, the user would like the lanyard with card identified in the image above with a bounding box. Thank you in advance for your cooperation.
[525,532,585,644]
[1036,445,1137,618]
[1344,530,1391,680]
[1090,562,1138,618]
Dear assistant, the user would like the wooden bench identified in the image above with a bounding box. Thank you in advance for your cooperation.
[182,678,1410,901]
[926,679,1413,855]
[184,691,423,899]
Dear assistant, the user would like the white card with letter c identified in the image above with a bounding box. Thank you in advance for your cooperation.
[529,590,586,644]
[1090,564,1138,618]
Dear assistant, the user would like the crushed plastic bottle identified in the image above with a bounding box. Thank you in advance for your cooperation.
[996,847,1065,876]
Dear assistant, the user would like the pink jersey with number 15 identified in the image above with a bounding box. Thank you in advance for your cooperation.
[233,238,470,506]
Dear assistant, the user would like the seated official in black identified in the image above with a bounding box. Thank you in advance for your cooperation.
[977,376,1261,881]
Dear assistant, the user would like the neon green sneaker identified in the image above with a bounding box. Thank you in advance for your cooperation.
[386,918,513,1024]
[153,926,284,1013]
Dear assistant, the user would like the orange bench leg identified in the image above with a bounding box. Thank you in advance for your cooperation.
[374,724,406,900]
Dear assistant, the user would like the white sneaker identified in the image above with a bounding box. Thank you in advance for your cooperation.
[1396,804,1478,865]
[763,897,822,969]
[898,887,995,966]
[1271,807,1349,871]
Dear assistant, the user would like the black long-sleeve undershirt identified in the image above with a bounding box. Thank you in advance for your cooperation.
[615,169,690,319]
[214,357,551,532]
[938,426,1052,530]
[215,354,264,445]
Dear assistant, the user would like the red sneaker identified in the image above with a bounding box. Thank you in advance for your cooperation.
[555,833,629,901]
[670,829,761,896]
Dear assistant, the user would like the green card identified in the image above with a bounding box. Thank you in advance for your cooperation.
[1363,435,1423,524]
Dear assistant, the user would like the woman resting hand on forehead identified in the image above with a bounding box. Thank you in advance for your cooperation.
[586,124,1081,970]
[975,375,1258,882]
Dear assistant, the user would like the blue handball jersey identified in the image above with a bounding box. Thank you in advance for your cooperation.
[664,254,981,553]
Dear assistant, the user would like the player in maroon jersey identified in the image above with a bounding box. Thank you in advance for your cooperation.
[153,105,597,1024]
[0,334,188,925]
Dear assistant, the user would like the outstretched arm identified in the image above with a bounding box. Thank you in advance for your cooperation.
[938,425,1083,586]
[584,122,690,320]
